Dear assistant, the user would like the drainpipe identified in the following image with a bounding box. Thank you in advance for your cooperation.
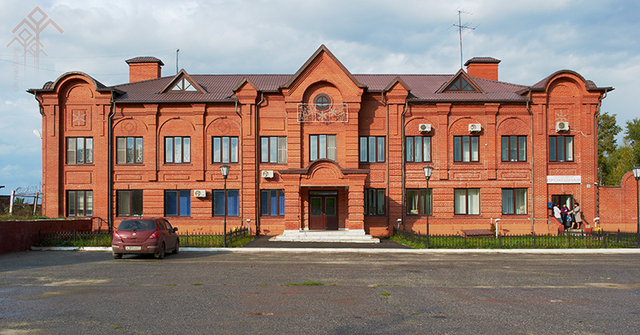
[35,95,46,216]
[526,90,535,233]
[234,98,244,231]
[254,93,265,234]
[108,97,117,231]
[401,100,410,232]
[595,90,608,222]
[381,91,390,230]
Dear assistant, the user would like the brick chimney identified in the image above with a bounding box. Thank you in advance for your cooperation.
[465,57,500,81]
[125,57,164,83]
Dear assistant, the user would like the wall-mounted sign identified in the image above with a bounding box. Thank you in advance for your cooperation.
[547,175,581,184]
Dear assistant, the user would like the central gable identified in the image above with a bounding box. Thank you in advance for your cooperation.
[281,45,365,102]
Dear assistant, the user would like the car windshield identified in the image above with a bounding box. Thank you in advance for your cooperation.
[118,220,156,231]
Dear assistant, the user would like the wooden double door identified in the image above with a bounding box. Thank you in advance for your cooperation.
[309,191,338,230]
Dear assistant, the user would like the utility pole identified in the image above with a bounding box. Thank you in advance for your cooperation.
[176,49,180,74]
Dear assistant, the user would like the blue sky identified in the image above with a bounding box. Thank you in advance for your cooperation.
[1,0,638,194]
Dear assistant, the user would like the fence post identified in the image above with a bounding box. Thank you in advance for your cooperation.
[533,233,536,249]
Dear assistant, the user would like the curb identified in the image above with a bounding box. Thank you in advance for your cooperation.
[29,246,640,254]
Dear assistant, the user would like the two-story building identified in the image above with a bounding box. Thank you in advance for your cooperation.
[29,45,611,240]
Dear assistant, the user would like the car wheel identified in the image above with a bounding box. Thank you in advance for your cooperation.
[172,240,179,254]
[155,243,165,259]
[113,253,122,259]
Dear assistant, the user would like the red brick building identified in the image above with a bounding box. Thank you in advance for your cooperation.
[30,45,613,239]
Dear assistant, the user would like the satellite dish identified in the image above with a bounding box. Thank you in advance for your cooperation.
[33,130,41,138]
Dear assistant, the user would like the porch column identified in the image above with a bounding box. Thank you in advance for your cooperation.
[347,174,367,230]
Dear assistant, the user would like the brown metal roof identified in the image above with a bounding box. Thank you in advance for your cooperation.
[112,72,531,103]
[125,56,165,65]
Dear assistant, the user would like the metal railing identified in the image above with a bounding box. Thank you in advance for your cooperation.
[396,228,639,249]
[36,227,250,248]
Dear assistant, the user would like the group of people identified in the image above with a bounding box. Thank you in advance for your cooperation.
[553,202,583,229]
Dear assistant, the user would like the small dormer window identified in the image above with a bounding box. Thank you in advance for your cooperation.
[314,94,331,111]
[447,77,475,91]
[171,78,197,92]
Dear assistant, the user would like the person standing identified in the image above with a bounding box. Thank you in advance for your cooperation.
[571,202,583,229]
[553,203,562,225]
[561,204,570,228]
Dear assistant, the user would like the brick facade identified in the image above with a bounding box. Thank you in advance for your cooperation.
[31,45,618,237]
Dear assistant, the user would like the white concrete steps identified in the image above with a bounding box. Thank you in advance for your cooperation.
[269,229,380,243]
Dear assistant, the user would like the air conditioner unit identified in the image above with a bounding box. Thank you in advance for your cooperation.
[556,121,570,132]
[418,124,432,132]
[468,123,481,132]
[193,190,207,198]
[261,170,274,179]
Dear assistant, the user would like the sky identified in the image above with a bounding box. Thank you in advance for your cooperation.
[1,0,639,195]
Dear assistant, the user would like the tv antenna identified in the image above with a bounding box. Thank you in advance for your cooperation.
[453,10,476,69]
[176,49,180,74]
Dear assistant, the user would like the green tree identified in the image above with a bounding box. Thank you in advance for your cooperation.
[598,112,622,185]
[624,118,640,166]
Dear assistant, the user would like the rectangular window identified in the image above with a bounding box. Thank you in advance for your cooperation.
[454,136,479,162]
[67,190,93,217]
[116,190,143,216]
[454,189,480,215]
[310,135,337,161]
[164,190,190,216]
[66,137,93,164]
[213,189,240,216]
[364,189,386,216]
[260,189,285,216]
[501,136,527,162]
[116,137,143,164]
[359,136,385,163]
[502,188,528,215]
[212,136,239,163]
[260,137,287,163]
[165,137,190,164]
[549,135,574,162]
[405,189,432,215]
[406,136,432,162]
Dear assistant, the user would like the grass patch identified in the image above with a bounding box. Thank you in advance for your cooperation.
[110,325,123,329]
[380,292,390,297]
[166,283,177,286]
[283,281,324,286]
[191,283,203,286]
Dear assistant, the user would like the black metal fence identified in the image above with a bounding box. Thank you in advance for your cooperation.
[36,227,250,248]
[396,229,639,249]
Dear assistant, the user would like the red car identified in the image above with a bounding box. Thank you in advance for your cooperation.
[112,218,179,259]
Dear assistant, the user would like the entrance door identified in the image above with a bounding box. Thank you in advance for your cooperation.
[309,191,338,230]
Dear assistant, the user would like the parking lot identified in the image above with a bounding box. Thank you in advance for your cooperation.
[1,250,639,334]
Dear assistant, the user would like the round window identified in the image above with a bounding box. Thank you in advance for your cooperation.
[314,94,331,111]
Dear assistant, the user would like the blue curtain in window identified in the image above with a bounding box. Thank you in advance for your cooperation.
[279,190,285,215]
[179,190,190,216]
[165,191,178,216]
[227,190,239,216]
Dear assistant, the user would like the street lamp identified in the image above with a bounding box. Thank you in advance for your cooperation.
[220,164,230,248]
[633,167,640,247]
[423,166,433,248]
